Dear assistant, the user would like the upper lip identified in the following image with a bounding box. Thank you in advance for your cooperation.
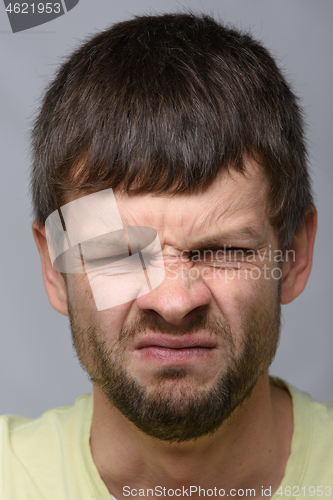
[135,334,217,349]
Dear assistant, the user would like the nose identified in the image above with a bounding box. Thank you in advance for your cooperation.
[136,264,212,326]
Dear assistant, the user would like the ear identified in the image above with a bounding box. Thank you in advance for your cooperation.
[32,221,69,316]
[281,207,317,305]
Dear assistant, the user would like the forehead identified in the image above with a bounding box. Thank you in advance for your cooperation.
[114,159,272,247]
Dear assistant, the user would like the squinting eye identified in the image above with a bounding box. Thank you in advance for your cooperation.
[84,251,161,269]
[219,247,252,258]
[85,254,130,266]
[224,247,251,254]
[190,247,252,262]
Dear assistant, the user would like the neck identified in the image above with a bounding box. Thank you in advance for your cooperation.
[90,372,293,499]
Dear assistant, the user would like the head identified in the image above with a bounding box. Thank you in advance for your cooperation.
[31,13,316,442]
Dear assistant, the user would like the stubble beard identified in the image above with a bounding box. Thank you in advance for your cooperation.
[68,293,281,443]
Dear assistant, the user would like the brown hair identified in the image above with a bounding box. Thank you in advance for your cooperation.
[30,12,313,250]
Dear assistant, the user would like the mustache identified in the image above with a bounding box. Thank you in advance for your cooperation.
[119,310,234,346]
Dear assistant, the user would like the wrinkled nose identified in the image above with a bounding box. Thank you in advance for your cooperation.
[136,263,212,326]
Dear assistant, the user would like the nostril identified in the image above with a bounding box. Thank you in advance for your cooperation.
[184,305,208,319]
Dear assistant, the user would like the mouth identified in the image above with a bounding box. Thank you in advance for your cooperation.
[134,334,217,362]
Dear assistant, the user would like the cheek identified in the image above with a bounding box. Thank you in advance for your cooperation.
[65,273,94,312]
[66,273,133,335]
[205,269,279,342]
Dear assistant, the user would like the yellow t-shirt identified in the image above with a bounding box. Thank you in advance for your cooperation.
[1,379,333,499]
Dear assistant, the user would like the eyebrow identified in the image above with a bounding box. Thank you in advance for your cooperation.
[187,228,266,250]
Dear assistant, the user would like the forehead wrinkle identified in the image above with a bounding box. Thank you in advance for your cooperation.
[214,181,269,227]
[113,162,271,246]
[186,183,271,248]
[191,186,249,233]
[198,166,268,229]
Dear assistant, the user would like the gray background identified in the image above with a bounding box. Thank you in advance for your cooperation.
[0,0,332,419]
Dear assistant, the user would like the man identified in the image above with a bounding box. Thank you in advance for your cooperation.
[1,12,331,500]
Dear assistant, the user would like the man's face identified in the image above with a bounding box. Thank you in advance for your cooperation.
[65,160,282,442]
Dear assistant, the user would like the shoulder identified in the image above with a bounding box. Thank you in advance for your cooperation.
[279,379,333,427]
[271,376,333,436]
[271,377,333,485]
[1,394,92,448]
[0,394,93,499]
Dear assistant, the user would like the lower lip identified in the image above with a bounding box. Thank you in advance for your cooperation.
[136,346,215,362]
